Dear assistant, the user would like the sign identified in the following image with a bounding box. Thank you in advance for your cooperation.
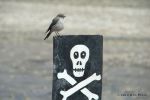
[52,35,103,100]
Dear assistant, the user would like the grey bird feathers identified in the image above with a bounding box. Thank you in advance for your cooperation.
[44,14,66,40]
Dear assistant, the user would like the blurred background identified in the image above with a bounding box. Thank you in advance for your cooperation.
[0,0,150,100]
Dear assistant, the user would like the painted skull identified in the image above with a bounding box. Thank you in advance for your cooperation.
[70,44,89,77]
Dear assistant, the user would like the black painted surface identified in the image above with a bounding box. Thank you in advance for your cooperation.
[52,35,103,100]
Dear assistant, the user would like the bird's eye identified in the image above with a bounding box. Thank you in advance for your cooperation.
[74,52,79,59]
[81,51,86,59]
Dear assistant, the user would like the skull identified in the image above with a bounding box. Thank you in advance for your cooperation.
[70,44,89,77]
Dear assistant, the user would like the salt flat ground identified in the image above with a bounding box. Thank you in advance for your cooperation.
[0,1,150,100]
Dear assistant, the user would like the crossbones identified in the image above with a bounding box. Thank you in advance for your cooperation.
[57,69,101,100]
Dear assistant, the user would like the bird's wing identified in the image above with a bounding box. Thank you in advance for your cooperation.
[45,17,59,33]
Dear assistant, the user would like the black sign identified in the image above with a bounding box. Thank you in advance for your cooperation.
[52,35,103,100]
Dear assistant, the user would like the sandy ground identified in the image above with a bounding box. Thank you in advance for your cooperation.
[0,1,150,100]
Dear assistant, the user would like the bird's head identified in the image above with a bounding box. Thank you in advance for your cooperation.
[57,13,66,18]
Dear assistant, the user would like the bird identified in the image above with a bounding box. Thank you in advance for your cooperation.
[44,13,66,40]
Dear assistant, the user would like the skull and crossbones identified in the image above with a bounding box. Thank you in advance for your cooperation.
[57,44,101,100]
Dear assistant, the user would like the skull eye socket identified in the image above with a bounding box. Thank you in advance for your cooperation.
[74,52,79,59]
[81,51,86,59]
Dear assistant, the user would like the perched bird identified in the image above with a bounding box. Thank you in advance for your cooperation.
[44,14,66,40]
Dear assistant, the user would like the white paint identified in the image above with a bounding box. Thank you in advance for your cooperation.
[58,70,101,100]
[57,69,99,100]
[70,45,89,77]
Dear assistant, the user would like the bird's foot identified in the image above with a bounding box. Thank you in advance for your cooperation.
[57,32,61,37]
[55,32,61,37]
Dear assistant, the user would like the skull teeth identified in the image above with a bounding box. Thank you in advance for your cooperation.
[73,68,84,72]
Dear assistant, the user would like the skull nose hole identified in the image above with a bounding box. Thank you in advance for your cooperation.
[76,61,79,65]
[76,61,82,65]
[80,61,82,65]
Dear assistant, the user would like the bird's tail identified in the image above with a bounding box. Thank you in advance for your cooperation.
[44,31,52,40]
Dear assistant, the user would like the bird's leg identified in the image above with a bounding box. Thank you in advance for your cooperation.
[55,32,58,37]
[56,32,61,37]
[53,32,57,38]
[57,32,59,37]
[57,32,61,36]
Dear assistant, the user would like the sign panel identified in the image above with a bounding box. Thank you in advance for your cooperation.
[52,35,103,100]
